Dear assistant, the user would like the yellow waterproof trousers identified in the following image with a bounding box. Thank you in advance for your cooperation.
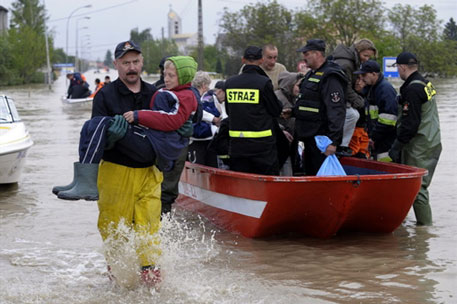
[97,161,163,267]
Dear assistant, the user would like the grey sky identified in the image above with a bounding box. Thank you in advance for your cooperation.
[0,0,455,61]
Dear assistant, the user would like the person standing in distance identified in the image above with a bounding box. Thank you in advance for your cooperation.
[389,52,441,226]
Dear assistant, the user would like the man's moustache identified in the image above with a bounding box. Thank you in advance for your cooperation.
[127,71,138,75]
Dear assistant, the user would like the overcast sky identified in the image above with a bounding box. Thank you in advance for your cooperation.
[0,0,455,61]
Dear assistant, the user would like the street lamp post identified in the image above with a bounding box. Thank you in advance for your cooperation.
[75,17,90,71]
[65,5,91,67]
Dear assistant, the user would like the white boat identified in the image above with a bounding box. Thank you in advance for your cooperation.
[0,95,33,184]
[61,95,93,104]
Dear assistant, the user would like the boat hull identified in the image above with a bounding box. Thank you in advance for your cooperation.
[61,96,93,104]
[176,158,427,238]
[0,123,33,184]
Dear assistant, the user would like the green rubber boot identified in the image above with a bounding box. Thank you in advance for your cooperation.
[57,163,99,201]
[52,162,78,195]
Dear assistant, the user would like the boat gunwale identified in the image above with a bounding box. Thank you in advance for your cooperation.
[182,158,427,183]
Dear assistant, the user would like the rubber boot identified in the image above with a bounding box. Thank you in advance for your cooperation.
[52,162,78,195]
[57,163,99,201]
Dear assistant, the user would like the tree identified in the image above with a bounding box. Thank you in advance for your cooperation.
[10,0,46,34]
[387,4,441,51]
[130,28,153,46]
[141,38,179,74]
[104,50,113,68]
[444,18,457,41]
[219,1,295,68]
[307,0,385,49]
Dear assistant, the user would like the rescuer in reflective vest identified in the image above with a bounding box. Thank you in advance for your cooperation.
[293,39,347,175]
[225,46,283,175]
[389,52,442,226]
[354,60,398,161]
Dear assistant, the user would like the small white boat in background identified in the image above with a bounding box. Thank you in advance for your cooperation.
[61,96,93,104]
[0,95,33,184]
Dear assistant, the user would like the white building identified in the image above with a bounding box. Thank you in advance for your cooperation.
[167,7,198,55]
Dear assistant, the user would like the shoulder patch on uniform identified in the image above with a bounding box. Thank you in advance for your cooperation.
[330,92,341,103]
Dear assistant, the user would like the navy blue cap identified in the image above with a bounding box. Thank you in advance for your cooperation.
[297,39,326,53]
[114,40,141,59]
[243,46,262,60]
[354,60,380,74]
[396,52,418,65]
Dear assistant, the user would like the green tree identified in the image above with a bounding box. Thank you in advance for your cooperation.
[130,28,153,46]
[189,45,222,72]
[387,4,441,51]
[10,0,46,34]
[51,48,66,64]
[141,38,178,74]
[443,18,457,41]
[104,50,113,68]
[3,0,48,84]
[219,1,295,68]
[307,0,385,49]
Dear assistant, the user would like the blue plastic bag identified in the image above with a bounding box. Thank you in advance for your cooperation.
[314,136,346,176]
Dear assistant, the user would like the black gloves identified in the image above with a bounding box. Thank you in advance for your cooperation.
[388,140,404,163]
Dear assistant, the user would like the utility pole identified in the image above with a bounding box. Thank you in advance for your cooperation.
[197,0,204,70]
[43,0,52,90]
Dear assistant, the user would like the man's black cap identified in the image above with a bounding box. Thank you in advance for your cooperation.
[114,40,141,59]
[354,60,380,74]
[396,52,418,65]
[297,39,326,53]
[215,80,225,90]
[243,46,262,60]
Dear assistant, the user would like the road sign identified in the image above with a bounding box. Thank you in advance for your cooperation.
[53,63,75,68]
[383,57,399,78]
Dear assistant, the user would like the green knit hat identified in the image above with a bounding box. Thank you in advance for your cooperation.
[167,56,198,85]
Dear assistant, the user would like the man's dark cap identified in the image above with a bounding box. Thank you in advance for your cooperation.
[243,46,262,60]
[215,80,225,90]
[396,52,418,65]
[114,40,141,59]
[297,39,326,53]
[354,60,380,74]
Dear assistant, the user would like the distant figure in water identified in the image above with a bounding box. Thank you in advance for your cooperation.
[66,72,91,99]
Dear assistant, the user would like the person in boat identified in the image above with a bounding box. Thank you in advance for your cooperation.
[332,38,377,157]
[89,78,104,98]
[54,41,198,286]
[104,75,111,84]
[207,80,230,169]
[225,46,283,175]
[66,72,91,99]
[188,71,222,167]
[292,39,347,176]
[275,71,306,175]
[388,52,442,226]
[353,60,398,161]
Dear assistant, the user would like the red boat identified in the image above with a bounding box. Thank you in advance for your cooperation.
[176,157,427,238]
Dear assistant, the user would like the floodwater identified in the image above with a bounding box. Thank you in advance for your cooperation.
[0,72,456,304]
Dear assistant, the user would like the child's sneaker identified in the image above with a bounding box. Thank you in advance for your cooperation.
[140,265,161,287]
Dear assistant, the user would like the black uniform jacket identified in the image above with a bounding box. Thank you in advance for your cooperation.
[225,64,283,158]
[397,71,429,144]
[92,78,157,168]
[294,60,347,146]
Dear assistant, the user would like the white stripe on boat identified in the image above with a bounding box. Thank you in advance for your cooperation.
[179,182,267,218]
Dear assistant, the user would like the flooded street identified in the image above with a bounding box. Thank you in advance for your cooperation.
[0,73,456,304]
